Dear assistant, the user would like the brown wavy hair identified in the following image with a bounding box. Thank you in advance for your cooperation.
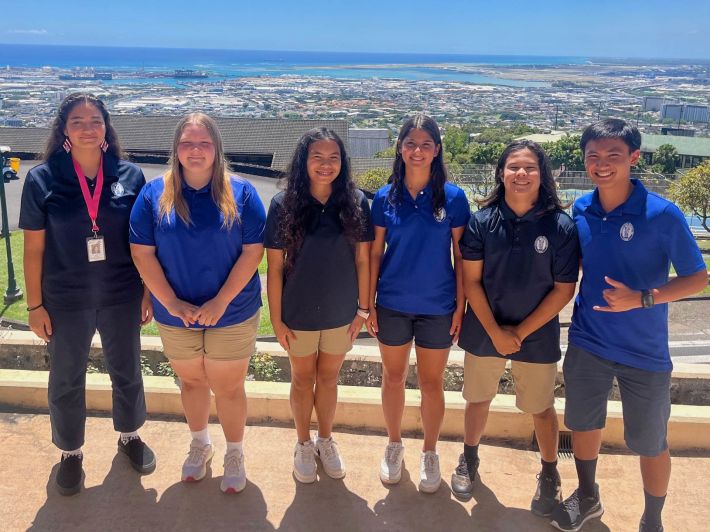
[158,113,238,228]
[44,92,122,160]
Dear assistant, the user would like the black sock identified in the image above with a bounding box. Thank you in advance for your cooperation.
[642,490,666,528]
[541,458,558,478]
[464,444,479,479]
[574,456,598,498]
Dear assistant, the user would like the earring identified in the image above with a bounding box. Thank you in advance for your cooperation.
[100,139,109,153]
[63,138,72,153]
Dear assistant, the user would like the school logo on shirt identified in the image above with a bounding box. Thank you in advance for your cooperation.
[620,222,634,242]
[534,235,549,254]
[111,182,125,198]
[434,207,447,222]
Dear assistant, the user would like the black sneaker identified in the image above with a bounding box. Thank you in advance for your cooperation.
[550,484,604,531]
[639,518,663,532]
[118,436,156,474]
[56,454,83,496]
[450,453,479,501]
[531,470,562,517]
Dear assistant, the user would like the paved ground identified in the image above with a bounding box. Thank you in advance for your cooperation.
[1,413,708,531]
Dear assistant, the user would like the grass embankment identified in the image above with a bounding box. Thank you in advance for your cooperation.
[0,231,275,335]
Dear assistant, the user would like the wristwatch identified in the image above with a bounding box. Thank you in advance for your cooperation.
[641,289,654,309]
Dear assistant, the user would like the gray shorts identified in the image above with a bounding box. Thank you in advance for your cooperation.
[563,343,671,456]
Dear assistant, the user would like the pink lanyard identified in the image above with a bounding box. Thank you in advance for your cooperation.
[72,156,104,234]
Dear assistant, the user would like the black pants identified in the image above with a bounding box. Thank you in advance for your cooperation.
[46,298,147,451]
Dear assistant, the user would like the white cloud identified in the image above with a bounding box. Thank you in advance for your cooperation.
[6,29,49,35]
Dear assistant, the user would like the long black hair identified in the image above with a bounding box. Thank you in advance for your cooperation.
[478,140,567,213]
[44,92,123,160]
[388,114,448,215]
[278,127,364,274]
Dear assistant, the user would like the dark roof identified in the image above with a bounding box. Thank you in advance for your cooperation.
[0,116,349,170]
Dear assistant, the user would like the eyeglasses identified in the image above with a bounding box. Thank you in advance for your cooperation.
[401,140,437,153]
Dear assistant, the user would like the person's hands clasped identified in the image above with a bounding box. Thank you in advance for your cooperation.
[492,325,522,356]
[165,298,198,327]
[194,296,229,327]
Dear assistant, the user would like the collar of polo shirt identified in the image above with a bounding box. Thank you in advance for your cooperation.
[587,178,647,217]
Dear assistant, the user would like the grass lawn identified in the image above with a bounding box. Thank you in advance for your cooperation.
[1,232,275,335]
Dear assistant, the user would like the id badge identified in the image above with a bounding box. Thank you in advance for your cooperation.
[86,236,106,262]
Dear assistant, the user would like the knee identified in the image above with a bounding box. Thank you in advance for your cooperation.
[291,369,316,391]
[179,374,209,392]
[418,375,443,396]
[316,370,339,389]
[383,366,408,388]
[212,383,243,402]
[533,406,557,421]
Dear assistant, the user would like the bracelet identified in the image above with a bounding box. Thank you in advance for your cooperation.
[357,306,370,312]
[27,303,43,312]
[356,308,370,319]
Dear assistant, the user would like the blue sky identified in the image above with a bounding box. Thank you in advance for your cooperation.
[3,0,709,59]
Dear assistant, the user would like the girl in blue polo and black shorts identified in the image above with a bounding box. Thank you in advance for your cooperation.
[366,114,470,493]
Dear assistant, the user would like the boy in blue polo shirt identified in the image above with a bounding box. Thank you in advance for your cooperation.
[550,119,707,532]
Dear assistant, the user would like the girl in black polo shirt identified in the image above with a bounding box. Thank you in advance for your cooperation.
[19,93,155,496]
[265,128,373,483]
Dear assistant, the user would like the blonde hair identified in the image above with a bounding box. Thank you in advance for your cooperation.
[158,112,238,228]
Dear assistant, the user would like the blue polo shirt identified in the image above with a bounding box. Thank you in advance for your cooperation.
[458,200,579,362]
[371,182,471,315]
[569,179,705,372]
[129,175,266,328]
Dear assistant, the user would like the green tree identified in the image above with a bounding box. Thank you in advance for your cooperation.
[652,144,679,175]
[443,126,469,158]
[542,134,584,171]
[374,145,396,158]
[467,142,505,165]
[354,167,390,193]
[667,161,710,232]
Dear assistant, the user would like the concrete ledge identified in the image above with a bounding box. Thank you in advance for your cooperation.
[1,369,708,451]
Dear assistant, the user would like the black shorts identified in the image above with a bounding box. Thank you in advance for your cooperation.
[563,343,671,457]
[376,305,453,349]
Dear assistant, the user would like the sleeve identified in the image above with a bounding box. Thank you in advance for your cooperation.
[240,182,266,245]
[18,170,48,230]
[553,218,580,283]
[263,197,284,249]
[370,188,386,227]
[358,192,375,242]
[129,184,157,246]
[459,213,485,261]
[450,187,471,228]
[661,203,706,277]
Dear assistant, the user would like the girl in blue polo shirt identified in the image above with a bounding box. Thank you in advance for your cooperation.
[129,113,266,494]
[265,128,373,483]
[367,114,470,493]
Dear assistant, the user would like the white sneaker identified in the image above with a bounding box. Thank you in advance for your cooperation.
[221,448,246,493]
[293,441,317,483]
[419,451,441,493]
[182,440,214,482]
[314,437,345,479]
[379,442,405,484]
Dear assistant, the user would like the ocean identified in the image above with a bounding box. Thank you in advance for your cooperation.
[0,44,588,86]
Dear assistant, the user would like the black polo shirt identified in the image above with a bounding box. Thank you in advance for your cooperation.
[19,151,145,310]
[264,189,374,331]
[457,200,579,363]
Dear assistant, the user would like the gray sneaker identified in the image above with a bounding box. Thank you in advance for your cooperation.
[314,437,345,479]
[379,442,405,484]
[418,451,441,493]
[293,441,317,483]
[221,448,246,493]
[181,440,214,482]
[550,484,604,531]
[531,470,562,517]
[450,453,479,501]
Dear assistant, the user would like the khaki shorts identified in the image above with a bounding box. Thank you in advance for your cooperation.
[157,310,260,361]
[462,353,557,414]
[288,324,353,357]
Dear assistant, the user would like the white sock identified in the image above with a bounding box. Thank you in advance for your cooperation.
[191,428,211,446]
[120,431,139,444]
[316,434,331,442]
[62,448,82,458]
[226,441,243,453]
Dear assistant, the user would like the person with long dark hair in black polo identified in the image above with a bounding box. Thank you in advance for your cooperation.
[451,141,579,516]
[366,114,470,493]
[265,128,373,483]
[19,93,155,496]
